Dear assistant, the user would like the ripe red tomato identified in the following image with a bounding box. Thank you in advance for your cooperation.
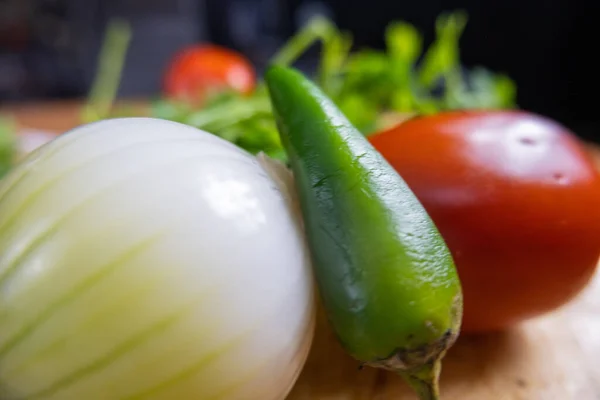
[163,45,256,103]
[369,110,600,333]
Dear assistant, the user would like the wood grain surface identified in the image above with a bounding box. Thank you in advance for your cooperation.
[289,272,600,400]
[3,101,600,400]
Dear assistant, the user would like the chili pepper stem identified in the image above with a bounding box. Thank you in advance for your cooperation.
[398,360,442,400]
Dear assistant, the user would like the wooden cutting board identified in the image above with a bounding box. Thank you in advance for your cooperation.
[288,270,600,400]
[4,101,600,400]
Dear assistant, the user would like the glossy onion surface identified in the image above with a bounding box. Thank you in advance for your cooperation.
[0,118,315,400]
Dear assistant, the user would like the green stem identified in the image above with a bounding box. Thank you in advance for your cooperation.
[82,18,132,123]
[270,16,338,68]
[184,98,271,131]
[0,116,17,179]
[416,11,467,88]
[317,31,352,96]
[398,361,442,400]
[270,16,352,100]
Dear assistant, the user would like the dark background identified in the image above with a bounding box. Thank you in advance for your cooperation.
[1,0,599,141]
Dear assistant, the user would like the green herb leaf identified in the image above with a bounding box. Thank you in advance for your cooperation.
[418,11,467,90]
[385,21,422,112]
[91,11,517,163]
[0,116,17,179]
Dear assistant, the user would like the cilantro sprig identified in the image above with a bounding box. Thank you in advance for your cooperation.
[3,11,515,170]
[146,11,517,162]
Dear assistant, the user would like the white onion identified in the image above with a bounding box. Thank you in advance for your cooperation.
[0,118,316,400]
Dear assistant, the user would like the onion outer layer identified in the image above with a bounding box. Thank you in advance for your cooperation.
[0,117,316,400]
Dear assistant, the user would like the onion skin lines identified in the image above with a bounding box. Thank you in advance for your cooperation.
[0,118,316,400]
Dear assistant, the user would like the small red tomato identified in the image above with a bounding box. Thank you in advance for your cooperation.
[369,110,600,333]
[163,45,256,103]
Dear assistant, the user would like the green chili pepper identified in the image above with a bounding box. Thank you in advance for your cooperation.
[264,65,463,400]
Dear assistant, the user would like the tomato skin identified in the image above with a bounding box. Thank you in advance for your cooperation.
[163,45,256,102]
[369,110,600,333]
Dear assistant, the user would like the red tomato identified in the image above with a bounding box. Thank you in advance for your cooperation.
[163,45,256,103]
[369,110,600,333]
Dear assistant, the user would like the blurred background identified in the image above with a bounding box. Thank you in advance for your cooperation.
[0,0,598,141]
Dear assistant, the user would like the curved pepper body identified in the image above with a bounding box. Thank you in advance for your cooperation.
[265,66,463,399]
